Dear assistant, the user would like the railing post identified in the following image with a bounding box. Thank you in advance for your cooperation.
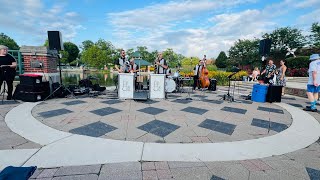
[18,51,23,75]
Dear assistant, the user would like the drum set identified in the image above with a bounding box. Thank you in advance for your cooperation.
[165,71,193,93]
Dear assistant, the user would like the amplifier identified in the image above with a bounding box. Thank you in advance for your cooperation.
[266,85,282,103]
[19,74,42,86]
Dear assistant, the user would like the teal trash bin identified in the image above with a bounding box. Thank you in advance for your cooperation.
[251,84,268,102]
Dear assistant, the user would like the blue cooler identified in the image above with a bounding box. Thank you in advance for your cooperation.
[251,84,268,102]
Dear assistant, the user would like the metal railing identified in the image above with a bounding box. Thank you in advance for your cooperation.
[8,50,24,75]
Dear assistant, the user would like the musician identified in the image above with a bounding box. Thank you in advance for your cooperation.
[193,60,204,90]
[0,45,17,100]
[155,52,168,74]
[166,65,172,76]
[261,59,276,84]
[114,49,129,73]
[129,58,141,89]
[129,58,140,77]
[202,55,207,65]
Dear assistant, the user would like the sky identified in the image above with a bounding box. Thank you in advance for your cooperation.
[0,0,319,58]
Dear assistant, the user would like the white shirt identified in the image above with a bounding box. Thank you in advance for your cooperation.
[308,59,320,84]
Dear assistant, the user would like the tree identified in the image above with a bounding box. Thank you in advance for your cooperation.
[0,33,19,50]
[262,27,306,60]
[80,39,116,68]
[215,51,228,68]
[80,40,94,51]
[162,48,182,68]
[228,39,260,67]
[310,22,320,47]
[137,46,152,62]
[126,48,134,58]
[63,42,79,64]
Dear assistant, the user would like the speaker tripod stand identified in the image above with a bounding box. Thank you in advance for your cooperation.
[44,54,75,101]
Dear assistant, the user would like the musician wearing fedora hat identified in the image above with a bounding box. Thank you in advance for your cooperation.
[304,54,320,112]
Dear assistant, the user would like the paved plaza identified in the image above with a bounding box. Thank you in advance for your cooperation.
[0,87,320,180]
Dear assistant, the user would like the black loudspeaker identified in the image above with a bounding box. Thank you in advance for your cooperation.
[266,85,282,103]
[48,31,64,51]
[259,39,272,56]
[209,79,217,91]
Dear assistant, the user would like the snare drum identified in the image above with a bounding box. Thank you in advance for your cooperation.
[165,78,176,93]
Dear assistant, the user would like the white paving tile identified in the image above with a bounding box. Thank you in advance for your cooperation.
[24,135,143,168]
[0,149,39,170]
[5,102,72,145]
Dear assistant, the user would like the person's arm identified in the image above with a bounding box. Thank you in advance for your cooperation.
[281,66,287,80]
[114,59,122,73]
[156,60,168,69]
[313,71,318,86]
[261,69,266,75]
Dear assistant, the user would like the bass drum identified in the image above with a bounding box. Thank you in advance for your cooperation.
[173,71,180,78]
[165,78,176,93]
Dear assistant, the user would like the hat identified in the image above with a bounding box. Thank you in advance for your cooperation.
[310,54,320,61]
[0,45,8,50]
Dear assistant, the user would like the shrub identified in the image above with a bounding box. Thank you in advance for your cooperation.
[286,68,308,77]
[286,56,309,69]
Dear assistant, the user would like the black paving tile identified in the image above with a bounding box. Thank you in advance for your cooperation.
[251,118,288,132]
[69,121,117,137]
[221,106,247,115]
[306,167,320,180]
[211,175,225,180]
[257,106,284,114]
[288,103,303,108]
[138,107,166,115]
[62,100,87,106]
[181,107,208,115]
[138,120,180,137]
[101,99,123,105]
[90,107,122,116]
[198,119,236,135]
[171,99,192,104]
[39,108,73,118]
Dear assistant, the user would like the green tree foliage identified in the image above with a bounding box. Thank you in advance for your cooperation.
[44,39,49,47]
[180,57,200,73]
[80,40,94,51]
[263,27,305,60]
[162,48,184,68]
[60,51,69,64]
[63,42,80,64]
[0,33,19,50]
[126,48,134,58]
[215,51,228,68]
[137,46,153,62]
[81,39,116,68]
[228,39,260,67]
[310,22,320,47]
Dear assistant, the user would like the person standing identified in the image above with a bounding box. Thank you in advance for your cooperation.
[154,52,168,74]
[114,49,129,73]
[193,60,204,90]
[304,54,320,112]
[276,60,287,95]
[0,45,17,100]
[261,59,277,84]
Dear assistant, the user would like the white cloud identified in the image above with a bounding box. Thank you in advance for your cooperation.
[0,0,84,45]
[108,0,262,58]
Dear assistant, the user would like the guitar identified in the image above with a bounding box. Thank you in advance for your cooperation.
[267,69,277,78]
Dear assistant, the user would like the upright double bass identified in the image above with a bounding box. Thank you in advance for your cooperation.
[199,60,210,88]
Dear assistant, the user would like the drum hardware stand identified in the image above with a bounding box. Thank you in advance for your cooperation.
[44,53,75,101]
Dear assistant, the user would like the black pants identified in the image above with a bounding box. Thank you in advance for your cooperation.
[0,74,14,98]
[193,75,199,90]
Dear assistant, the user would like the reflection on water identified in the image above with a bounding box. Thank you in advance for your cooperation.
[62,72,148,87]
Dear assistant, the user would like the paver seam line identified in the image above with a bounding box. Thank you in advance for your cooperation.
[21,148,42,167]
